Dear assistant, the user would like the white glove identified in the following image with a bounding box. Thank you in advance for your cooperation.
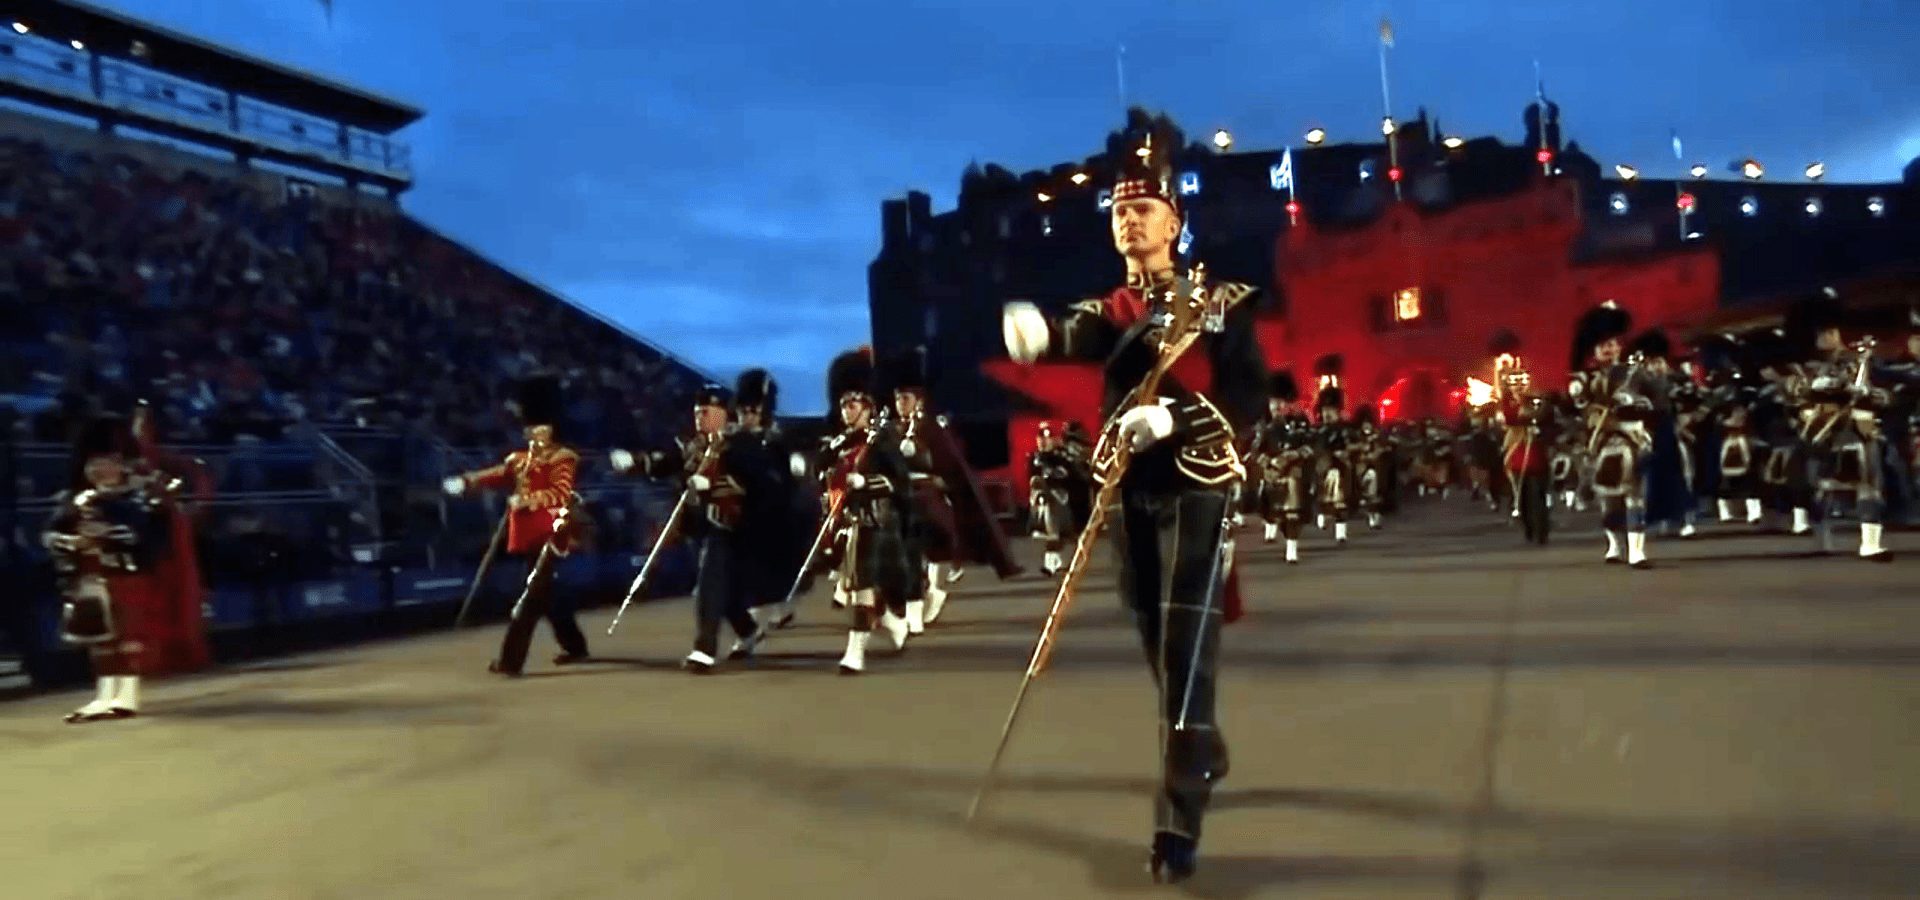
[442,476,466,496]
[899,439,917,457]
[1119,400,1176,451]
[846,472,867,490]
[609,448,636,473]
[1612,391,1636,407]
[687,474,711,492]
[789,452,809,479]
[1002,302,1049,364]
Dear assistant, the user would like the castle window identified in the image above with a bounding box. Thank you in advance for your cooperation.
[1867,196,1886,217]
[1040,215,1053,236]
[997,215,1010,239]
[1609,192,1629,215]
[1393,287,1422,322]
[1740,196,1759,217]
[1096,189,1113,211]
[1179,172,1201,195]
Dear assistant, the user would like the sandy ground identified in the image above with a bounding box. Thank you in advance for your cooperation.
[3,501,1917,900]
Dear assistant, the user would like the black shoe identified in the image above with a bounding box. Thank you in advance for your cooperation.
[1148,832,1197,884]
[1629,559,1654,570]
[552,653,590,665]
[488,661,523,677]
[728,629,765,661]
[1865,551,1894,563]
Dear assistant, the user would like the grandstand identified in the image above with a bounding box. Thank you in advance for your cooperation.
[0,2,717,686]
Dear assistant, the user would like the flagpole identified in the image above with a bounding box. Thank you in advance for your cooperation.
[1116,43,1128,111]
[1378,20,1400,200]
[1533,58,1550,175]
[1672,128,1687,242]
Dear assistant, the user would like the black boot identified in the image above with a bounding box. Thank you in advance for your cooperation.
[1149,831,1198,883]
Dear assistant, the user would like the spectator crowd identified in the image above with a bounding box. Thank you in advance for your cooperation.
[0,134,704,454]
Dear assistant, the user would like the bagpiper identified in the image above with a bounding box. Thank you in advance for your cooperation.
[1415,419,1457,498]
[1351,405,1389,531]
[1789,291,1893,560]
[611,383,779,671]
[1001,109,1267,882]
[1027,421,1090,576]
[443,374,592,675]
[1631,329,1699,539]
[1311,355,1355,544]
[1700,334,1765,525]
[1887,308,1920,524]
[815,348,915,673]
[42,414,168,723]
[1250,371,1313,562]
[1748,327,1817,534]
[883,347,1021,631]
[1568,301,1657,568]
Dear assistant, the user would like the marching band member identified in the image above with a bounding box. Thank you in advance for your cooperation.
[1251,372,1313,562]
[43,414,168,723]
[1701,334,1766,525]
[1352,405,1388,530]
[1493,351,1555,544]
[1631,329,1697,539]
[1002,110,1266,882]
[729,369,813,630]
[443,374,592,675]
[1027,422,1088,576]
[1568,301,1657,568]
[612,383,778,671]
[1749,327,1816,534]
[1791,292,1893,560]
[128,401,213,674]
[816,348,914,673]
[1311,355,1354,544]
[884,347,1020,631]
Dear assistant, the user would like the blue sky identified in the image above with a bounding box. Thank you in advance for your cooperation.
[100,0,1920,413]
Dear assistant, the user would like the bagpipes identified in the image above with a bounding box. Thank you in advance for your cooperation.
[781,408,891,609]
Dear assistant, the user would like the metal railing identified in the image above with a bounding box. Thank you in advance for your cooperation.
[0,31,412,182]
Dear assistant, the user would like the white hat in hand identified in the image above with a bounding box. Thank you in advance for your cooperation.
[442,476,466,497]
[899,439,917,457]
[1118,400,1176,451]
[609,448,636,473]
[1003,302,1048,364]
[687,473,711,492]
[789,452,809,479]
[846,472,866,490]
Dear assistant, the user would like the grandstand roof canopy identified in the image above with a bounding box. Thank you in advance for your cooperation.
[13,0,423,133]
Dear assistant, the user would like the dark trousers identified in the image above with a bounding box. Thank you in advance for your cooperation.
[693,532,759,657]
[1517,470,1550,544]
[1112,485,1232,843]
[495,545,589,674]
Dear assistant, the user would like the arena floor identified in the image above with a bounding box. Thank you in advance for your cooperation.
[3,502,1917,899]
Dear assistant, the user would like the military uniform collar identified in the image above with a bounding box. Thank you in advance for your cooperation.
[1125,268,1178,291]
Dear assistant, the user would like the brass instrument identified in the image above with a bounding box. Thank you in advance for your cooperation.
[971,264,1211,823]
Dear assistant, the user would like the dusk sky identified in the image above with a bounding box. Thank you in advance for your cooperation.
[104,0,1920,414]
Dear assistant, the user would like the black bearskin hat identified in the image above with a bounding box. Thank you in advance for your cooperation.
[1695,333,1742,373]
[1268,370,1299,402]
[1742,328,1789,374]
[1353,404,1378,426]
[1486,328,1522,357]
[1782,288,1845,358]
[882,346,930,395]
[512,373,564,429]
[1316,386,1346,412]
[1107,108,1184,213]
[733,369,777,415]
[1630,328,1672,360]
[692,382,728,408]
[1569,301,1633,370]
[826,347,877,405]
[69,413,130,490]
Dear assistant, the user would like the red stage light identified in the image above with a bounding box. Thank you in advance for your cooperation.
[1676,192,1696,211]
[1387,167,1403,182]
[1285,200,1301,215]
[1535,148,1553,164]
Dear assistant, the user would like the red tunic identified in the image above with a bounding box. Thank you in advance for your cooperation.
[465,447,580,555]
